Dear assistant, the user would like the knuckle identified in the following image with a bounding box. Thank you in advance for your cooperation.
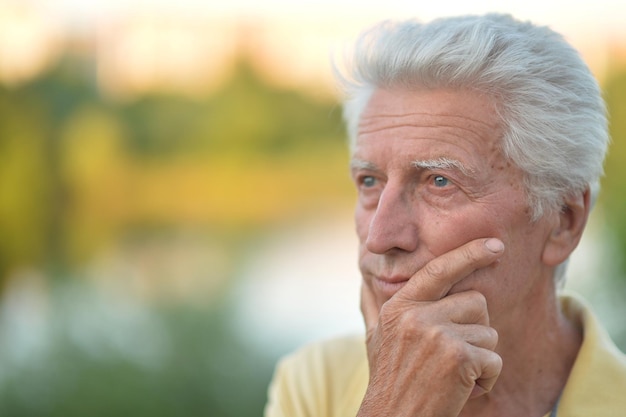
[441,343,472,376]
[467,290,488,308]
[462,361,482,384]
[423,259,448,281]
[395,310,425,342]
[461,244,482,264]
[483,326,499,350]
[449,342,470,363]
[377,300,395,323]
[493,352,503,370]
[378,302,411,332]
[395,310,415,330]
[381,304,437,341]
[423,323,452,346]
[487,326,499,343]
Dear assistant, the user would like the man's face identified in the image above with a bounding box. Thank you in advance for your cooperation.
[351,88,555,328]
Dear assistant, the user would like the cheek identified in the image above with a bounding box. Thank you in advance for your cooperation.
[423,209,502,255]
[354,205,371,244]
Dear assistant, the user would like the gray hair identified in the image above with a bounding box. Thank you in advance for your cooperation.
[336,13,609,223]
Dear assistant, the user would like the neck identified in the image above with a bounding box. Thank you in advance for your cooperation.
[461,288,582,417]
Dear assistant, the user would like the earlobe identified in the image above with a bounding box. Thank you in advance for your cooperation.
[542,188,591,267]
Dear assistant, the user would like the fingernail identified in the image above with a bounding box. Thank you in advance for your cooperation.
[485,238,504,253]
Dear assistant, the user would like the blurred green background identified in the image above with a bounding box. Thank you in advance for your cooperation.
[1,2,625,416]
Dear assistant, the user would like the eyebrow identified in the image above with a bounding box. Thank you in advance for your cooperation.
[350,159,378,171]
[412,157,475,177]
[350,157,476,178]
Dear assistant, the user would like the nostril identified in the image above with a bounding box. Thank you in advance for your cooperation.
[366,218,418,254]
[361,183,419,254]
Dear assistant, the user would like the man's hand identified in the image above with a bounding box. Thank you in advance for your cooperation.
[357,238,505,417]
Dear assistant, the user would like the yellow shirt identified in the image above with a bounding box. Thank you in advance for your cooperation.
[265,294,626,417]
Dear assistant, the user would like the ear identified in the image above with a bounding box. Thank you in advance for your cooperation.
[542,188,591,267]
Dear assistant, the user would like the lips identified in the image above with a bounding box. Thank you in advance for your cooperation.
[372,276,410,298]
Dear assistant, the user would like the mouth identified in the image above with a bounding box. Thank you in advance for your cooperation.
[372,276,410,299]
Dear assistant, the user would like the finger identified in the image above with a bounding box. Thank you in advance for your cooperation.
[439,291,490,326]
[450,324,498,351]
[360,281,379,334]
[395,238,504,303]
[471,349,503,398]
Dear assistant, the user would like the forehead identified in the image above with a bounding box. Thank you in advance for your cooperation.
[354,88,504,168]
[358,87,499,128]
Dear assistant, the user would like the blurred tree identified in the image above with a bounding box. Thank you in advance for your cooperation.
[18,54,102,278]
[59,103,128,265]
[0,87,50,291]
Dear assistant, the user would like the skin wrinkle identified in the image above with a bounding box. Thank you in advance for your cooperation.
[357,121,494,139]
[352,148,504,204]
[353,142,499,178]
[354,159,484,212]
[358,111,497,128]
[356,114,504,165]
[357,111,498,136]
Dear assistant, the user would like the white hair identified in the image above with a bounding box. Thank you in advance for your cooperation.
[336,13,609,223]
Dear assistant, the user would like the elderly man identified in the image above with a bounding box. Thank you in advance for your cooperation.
[265,13,626,417]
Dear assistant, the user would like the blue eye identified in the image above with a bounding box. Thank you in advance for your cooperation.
[433,175,449,187]
[362,176,376,187]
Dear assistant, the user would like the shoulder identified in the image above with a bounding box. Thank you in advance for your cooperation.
[559,293,626,415]
[286,333,366,370]
[265,334,367,417]
[275,334,367,394]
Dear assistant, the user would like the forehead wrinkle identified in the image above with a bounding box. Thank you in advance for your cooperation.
[357,113,497,138]
[361,112,495,127]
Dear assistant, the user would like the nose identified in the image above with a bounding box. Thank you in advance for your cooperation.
[365,184,419,254]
